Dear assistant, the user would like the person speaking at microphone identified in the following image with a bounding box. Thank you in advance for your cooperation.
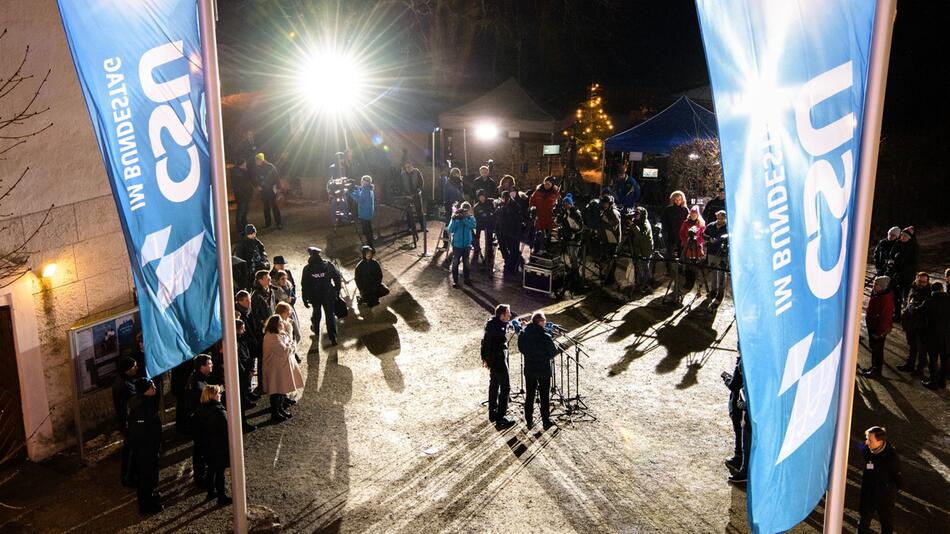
[481,304,516,429]
[517,312,559,430]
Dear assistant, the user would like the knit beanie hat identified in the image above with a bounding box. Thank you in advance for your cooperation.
[874,275,891,292]
[887,226,900,239]
[901,226,915,238]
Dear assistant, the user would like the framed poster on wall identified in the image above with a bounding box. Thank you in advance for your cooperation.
[68,308,140,397]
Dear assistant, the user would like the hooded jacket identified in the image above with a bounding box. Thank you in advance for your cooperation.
[630,206,654,258]
[351,183,375,220]
[355,249,383,298]
[447,213,477,248]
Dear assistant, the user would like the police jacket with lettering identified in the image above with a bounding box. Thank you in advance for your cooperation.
[860,443,902,502]
[480,317,509,369]
[301,257,341,304]
[517,323,558,377]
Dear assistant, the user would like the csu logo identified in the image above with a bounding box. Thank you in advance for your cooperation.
[776,61,855,465]
[139,41,206,311]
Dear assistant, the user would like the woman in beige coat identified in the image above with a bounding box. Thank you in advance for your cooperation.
[262,314,303,422]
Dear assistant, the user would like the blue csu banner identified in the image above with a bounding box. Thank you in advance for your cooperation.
[695,1,876,532]
[59,0,221,378]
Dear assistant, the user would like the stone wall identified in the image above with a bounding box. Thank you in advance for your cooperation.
[1,0,133,458]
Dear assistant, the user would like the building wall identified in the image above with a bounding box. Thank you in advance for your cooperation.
[1,0,134,460]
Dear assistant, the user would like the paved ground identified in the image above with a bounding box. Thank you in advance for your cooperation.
[1,201,947,533]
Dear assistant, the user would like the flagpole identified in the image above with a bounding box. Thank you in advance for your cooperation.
[197,1,249,533]
[824,0,897,532]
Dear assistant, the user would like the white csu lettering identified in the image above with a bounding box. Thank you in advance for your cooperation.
[774,62,855,465]
[140,41,199,203]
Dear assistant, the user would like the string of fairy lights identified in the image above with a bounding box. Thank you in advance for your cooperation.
[563,83,614,169]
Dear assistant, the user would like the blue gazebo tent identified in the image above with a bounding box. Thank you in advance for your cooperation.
[604,96,717,154]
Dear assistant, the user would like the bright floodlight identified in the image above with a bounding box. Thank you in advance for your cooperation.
[474,123,498,141]
[298,50,366,115]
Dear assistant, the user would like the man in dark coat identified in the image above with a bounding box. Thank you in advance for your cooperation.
[256,153,283,229]
[354,246,384,306]
[129,378,163,514]
[232,159,256,233]
[235,319,257,432]
[517,312,559,430]
[472,189,496,271]
[400,160,426,233]
[892,227,919,318]
[301,247,342,344]
[184,354,213,485]
[872,226,901,275]
[857,426,902,534]
[923,281,949,389]
[702,187,726,224]
[481,304,515,428]
[897,272,932,373]
[233,225,269,290]
[112,357,139,487]
[472,165,497,199]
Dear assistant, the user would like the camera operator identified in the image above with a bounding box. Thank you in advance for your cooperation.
[678,206,706,291]
[481,304,516,429]
[597,195,622,285]
[517,312,559,430]
[447,201,477,287]
[473,189,497,272]
[722,351,749,484]
[704,210,728,299]
[873,226,901,276]
[630,206,654,294]
[400,160,426,233]
[559,194,585,280]
[496,189,524,276]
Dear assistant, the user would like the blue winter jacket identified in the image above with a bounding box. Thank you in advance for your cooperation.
[350,184,375,220]
[447,215,476,249]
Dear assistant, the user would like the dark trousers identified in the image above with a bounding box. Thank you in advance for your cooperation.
[360,218,374,248]
[869,334,887,371]
[120,429,135,486]
[235,200,249,233]
[905,328,925,368]
[524,373,551,425]
[192,431,206,481]
[500,235,521,273]
[261,193,281,226]
[739,409,751,474]
[729,407,743,460]
[928,349,947,385]
[473,228,494,267]
[131,421,161,509]
[488,365,510,420]
[451,246,471,284]
[310,296,337,341]
[206,465,226,496]
[858,495,894,534]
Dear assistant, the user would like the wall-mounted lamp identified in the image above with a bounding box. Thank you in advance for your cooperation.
[41,263,57,278]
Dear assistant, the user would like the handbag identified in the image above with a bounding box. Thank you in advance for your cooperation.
[334,296,349,318]
[377,284,390,297]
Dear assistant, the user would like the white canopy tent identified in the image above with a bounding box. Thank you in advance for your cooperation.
[438,77,555,134]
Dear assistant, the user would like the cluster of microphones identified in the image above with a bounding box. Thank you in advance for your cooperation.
[508,315,566,334]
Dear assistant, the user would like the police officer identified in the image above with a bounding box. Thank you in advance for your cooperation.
[481,304,515,428]
[129,378,163,514]
[858,426,902,533]
[517,312,558,430]
[112,356,138,487]
[301,247,342,345]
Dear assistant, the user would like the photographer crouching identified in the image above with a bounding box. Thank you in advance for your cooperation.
[481,304,516,429]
